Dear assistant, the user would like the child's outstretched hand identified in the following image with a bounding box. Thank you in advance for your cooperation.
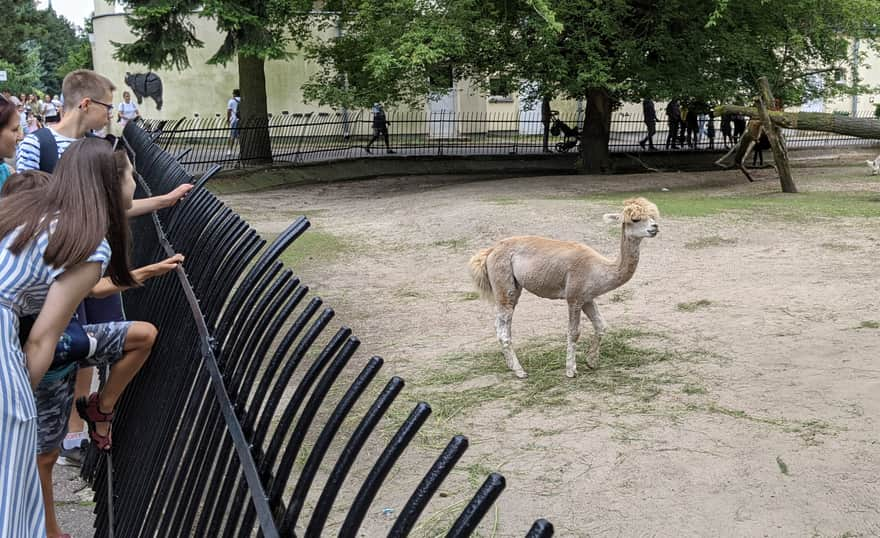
[136,254,185,284]
[161,184,194,208]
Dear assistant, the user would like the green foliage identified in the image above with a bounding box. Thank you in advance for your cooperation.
[0,1,88,95]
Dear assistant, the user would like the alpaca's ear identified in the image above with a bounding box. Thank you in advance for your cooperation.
[603,213,622,224]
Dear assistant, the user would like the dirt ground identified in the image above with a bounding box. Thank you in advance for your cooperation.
[212,163,880,537]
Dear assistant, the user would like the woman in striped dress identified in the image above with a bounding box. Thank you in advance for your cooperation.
[0,137,136,536]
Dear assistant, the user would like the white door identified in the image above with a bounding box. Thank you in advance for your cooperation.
[429,90,457,138]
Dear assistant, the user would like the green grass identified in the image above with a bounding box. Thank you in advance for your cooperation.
[431,238,470,250]
[277,229,350,269]
[384,328,687,448]
[609,289,634,303]
[588,190,880,220]
[684,236,737,249]
[856,320,880,329]
[677,299,712,312]
[694,403,836,445]
[460,291,481,301]
[682,384,708,395]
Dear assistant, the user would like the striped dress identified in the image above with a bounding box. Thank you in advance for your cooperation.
[0,223,110,537]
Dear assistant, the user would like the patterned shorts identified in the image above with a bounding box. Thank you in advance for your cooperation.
[34,321,132,454]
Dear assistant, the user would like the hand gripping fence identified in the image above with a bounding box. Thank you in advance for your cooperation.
[77,121,557,537]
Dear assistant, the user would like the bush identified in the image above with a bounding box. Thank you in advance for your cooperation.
[874,103,880,119]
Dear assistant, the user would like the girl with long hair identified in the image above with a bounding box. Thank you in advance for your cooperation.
[0,137,135,536]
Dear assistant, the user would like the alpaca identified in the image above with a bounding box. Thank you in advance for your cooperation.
[469,198,660,378]
[866,155,880,176]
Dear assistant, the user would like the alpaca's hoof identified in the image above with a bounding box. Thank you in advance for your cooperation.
[514,370,528,379]
[565,368,577,378]
[585,359,599,370]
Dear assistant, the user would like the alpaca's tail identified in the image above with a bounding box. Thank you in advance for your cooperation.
[468,247,495,302]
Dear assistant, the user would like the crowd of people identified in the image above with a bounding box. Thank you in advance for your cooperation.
[1,88,141,140]
[639,98,750,152]
[0,69,190,538]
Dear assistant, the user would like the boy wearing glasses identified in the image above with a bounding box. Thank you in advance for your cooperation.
[15,69,192,468]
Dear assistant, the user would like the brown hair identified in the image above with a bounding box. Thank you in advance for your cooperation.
[61,69,116,112]
[0,98,16,132]
[0,170,52,197]
[0,138,135,286]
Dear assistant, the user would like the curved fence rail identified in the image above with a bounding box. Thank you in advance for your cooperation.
[78,122,555,537]
[137,110,880,175]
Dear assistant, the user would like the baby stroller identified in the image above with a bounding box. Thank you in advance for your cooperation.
[549,110,581,152]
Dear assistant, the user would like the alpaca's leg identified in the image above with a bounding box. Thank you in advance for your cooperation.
[495,305,527,378]
[582,300,607,369]
[565,302,582,378]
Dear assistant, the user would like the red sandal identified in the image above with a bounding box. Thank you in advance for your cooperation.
[75,392,114,451]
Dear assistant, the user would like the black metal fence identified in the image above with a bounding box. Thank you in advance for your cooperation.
[78,122,555,537]
[139,109,880,174]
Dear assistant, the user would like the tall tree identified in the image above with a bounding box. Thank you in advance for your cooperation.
[299,0,878,173]
[112,0,309,163]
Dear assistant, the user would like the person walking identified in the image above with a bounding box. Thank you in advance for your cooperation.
[41,95,59,125]
[665,99,681,149]
[364,103,394,154]
[226,89,241,156]
[639,98,657,150]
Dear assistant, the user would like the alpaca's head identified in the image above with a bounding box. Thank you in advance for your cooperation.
[603,197,660,239]
[866,156,880,175]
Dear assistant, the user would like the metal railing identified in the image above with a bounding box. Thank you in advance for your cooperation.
[78,122,556,537]
[137,110,880,174]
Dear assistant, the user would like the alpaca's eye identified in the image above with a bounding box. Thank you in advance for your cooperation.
[631,218,641,222]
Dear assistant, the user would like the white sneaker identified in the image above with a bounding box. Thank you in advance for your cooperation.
[226,150,232,156]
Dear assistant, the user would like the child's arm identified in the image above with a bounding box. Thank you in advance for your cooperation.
[90,254,184,298]
[126,183,194,218]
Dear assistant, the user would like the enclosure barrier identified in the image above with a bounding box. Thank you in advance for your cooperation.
[137,110,880,174]
[77,122,556,537]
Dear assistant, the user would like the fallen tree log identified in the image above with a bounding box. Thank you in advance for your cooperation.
[715,106,880,138]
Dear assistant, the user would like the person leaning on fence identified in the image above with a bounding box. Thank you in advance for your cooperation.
[364,103,395,154]
[0,137,138,537]
[227,88,241,156]
[0,167,182,538]
[639,97,657,151]
[706,109,716,150]
[665,99,681,149]
[16,69,193,468]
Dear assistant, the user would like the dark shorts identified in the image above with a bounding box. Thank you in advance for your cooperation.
[35,321,132,454]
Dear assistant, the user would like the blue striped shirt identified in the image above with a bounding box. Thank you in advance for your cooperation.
[15,129,77,172]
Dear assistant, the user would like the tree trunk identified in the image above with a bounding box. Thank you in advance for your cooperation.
[541,96,551,153]
[580,88,612,173]
[716,105,880,138]
[756,77,797,193]
[237,54,273,164]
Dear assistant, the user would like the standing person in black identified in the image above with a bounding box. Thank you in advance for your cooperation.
[639,98,657,150]
[364,103,395,154]
[665,99,680,149]
[721,112,733,148]
[686,101,701,148]
[732,112,747,144]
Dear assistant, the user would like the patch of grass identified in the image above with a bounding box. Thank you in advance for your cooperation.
[682,384,708,395]
[776,455,790,475]
[490,197,523,206]
[393,288,426,300]
[431,238,469,250]
[684,236,737,249]
[589,190,880,220]
[696,403,837,445]
[856,320,880,329]
[609,289,634,303]
[463,462,497,488]
[460,291,481,301]
[677,299,712,312]
[820,242,861,252]
[277,229,350,269]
